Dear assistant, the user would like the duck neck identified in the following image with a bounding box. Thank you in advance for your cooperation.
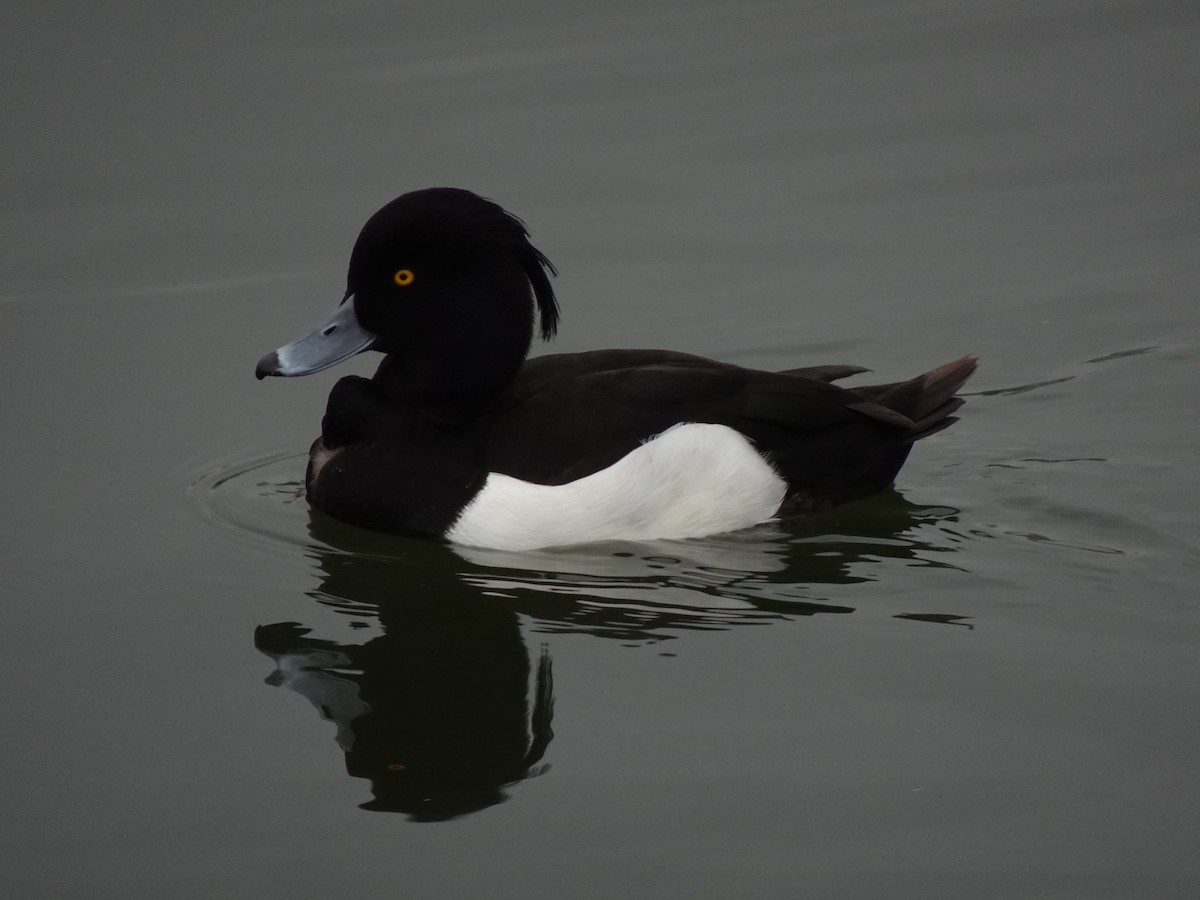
[371,344,526,425]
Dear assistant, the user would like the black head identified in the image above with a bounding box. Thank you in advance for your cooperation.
[348,188,559,344]
[256,188,559,411]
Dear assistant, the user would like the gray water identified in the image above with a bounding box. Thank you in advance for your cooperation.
[4,1,1199,897]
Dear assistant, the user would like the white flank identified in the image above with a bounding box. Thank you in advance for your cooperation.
[447,423,787,551]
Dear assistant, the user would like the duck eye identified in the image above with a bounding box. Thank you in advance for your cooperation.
[393,269,415,287]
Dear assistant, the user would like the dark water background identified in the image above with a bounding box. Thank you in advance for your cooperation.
[4,2,1199,897]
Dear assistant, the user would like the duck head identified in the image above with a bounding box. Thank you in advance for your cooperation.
[256,188,559,408]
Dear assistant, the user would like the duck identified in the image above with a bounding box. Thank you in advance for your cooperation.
[256,187,976,551]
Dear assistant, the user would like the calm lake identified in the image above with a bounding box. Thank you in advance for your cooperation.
[4,1,1199,897]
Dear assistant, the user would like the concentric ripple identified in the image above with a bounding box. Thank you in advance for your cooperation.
[190,450,313,552]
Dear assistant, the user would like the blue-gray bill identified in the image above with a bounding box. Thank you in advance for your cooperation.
[255,297,377,379]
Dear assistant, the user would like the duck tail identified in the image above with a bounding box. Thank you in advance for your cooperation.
[850,355,978,441]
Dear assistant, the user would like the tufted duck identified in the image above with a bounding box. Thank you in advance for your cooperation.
[256,188,976,550]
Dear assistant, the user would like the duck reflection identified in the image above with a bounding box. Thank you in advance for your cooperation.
[255,586,553,821]
[255,489,958,818]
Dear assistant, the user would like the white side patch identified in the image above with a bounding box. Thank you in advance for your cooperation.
[447,423,787,551]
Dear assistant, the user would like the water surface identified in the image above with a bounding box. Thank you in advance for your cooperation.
[3,1,1199,897]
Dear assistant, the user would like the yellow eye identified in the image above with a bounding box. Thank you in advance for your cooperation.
[393,269,415,287]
